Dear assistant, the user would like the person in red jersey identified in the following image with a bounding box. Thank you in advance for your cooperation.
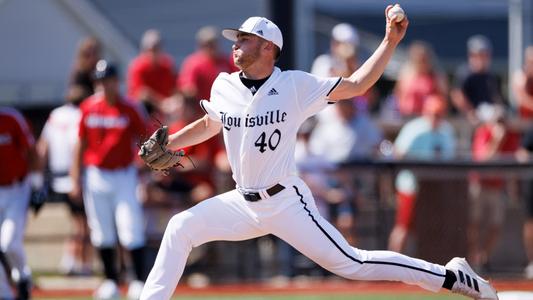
[178,26,238,106]
[127,29,178,115]
[468,104,520,271]
[0,107,37,300]
[71,60,149,300]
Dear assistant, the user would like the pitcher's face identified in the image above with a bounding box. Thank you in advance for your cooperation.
[232,33,264,70]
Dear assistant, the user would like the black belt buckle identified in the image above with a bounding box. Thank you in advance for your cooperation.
[242,192,261,202]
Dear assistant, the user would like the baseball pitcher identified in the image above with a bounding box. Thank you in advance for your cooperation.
[139,6,498,300]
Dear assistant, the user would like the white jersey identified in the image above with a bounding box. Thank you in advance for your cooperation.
[200,67,341,189]
[41,104,80,193]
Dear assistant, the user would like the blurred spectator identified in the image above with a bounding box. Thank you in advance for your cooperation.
[37,85,92,276]
[389,95,456,252]
[515,124,533,279]
[69,36,101,99]
[127,29,178,115]
[451,35,504,124]
[311,23,360,78]
[467,104,520,272]
[179,26,238,107]
[311,23,376,118]
[71,61,149,299]
[511,46,533,119]
[310,100,383,162]
[0,107,38,300]
[394,41,448,117]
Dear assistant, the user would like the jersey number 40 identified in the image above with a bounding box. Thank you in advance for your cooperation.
[255,129,281,153]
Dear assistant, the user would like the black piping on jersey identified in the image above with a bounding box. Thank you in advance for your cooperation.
[199,100,208,115]
[326,77,343,104]
[291,185,446,278]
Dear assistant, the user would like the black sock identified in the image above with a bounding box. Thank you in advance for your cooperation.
[442,269,457,290]
[98,247,119,283]
[130,246,147,281]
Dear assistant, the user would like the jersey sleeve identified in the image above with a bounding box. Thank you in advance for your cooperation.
[199,75,225,123]
[291,71,342,118]
[199,100,221,122]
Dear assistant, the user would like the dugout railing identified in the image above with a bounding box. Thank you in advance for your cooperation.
[337,158,533,277]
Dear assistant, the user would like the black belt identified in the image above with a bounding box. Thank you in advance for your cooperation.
[241,184,285,202]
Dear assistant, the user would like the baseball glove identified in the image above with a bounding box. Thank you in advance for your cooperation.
[138,126,185,173]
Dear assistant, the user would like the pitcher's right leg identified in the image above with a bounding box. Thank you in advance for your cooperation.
[140,190,265,300]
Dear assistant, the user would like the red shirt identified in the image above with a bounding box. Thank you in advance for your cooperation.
[178,51,238,100]
[397,73,441,116]
[471,124,520,187]
[127,52,177,101]
[79,94,147,169]
[0,108,34,185]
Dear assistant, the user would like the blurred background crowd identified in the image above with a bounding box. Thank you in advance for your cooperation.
[2,0,533,295]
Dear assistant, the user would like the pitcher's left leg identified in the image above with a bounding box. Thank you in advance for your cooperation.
[269,184,446,292]
[141,190,266,300]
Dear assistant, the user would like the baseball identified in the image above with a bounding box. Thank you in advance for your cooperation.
[388,4,405,22]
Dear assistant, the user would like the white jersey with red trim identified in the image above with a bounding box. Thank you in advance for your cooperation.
[200,67,341,190]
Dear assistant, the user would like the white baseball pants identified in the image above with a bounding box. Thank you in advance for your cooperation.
[83,165,145,249]
[141,176,446,300]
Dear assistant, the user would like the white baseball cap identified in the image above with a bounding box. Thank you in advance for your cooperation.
[222,16,283,51]
[332,23,359,46]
